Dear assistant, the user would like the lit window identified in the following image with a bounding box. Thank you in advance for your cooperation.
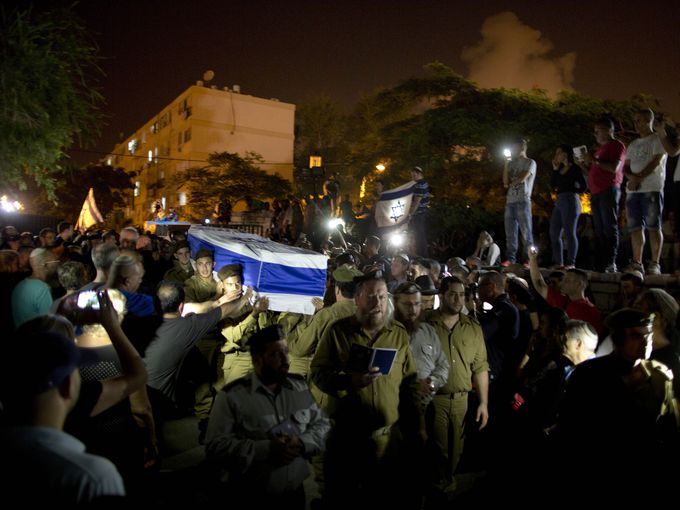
[134,181,141,197]
[148,150,153,162]
[178,192,187,206]
[161,197,166,210]
[128,139,138,154]
[106,157,112,166]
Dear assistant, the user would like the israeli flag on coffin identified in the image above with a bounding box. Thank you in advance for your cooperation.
[188,225,327,315]
[375,181,415,228]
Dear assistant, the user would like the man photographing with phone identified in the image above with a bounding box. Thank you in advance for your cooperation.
[577,117,626,273]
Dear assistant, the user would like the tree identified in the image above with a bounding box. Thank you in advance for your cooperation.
[23,164,135,224]
[294,95,348,195]
[0,4,104,197]
[171,151,292,221]
[341,62,662,253]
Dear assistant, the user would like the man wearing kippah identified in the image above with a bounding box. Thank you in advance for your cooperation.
[557,308,679,492]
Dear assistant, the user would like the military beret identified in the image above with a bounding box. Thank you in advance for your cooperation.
[333,264,364,283]
[217,263,243,280]
[194,248,214,261]
[173,241,190,253]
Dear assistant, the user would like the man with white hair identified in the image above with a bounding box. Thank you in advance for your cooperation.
[11,247,59,328]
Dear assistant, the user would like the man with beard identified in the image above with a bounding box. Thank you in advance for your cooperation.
[425,276,489,496]
[393,282,449,408]
[206,325,330,508]
[311,270,422,509]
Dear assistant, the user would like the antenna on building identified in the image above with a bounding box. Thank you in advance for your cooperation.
[203,70,215,82]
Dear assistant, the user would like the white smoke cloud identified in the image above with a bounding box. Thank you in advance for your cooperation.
[462,12,576,97]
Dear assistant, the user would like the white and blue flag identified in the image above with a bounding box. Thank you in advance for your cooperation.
[75,188,104,231]
[375,181,415,228]
[188,225,327,315]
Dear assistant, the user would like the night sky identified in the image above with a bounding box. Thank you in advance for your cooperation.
[71,0,680,166]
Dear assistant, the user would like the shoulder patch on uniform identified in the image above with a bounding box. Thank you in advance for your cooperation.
[220,376,251,392]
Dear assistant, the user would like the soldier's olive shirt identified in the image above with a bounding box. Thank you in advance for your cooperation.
[310,317,421,433]
[289,299,356,358]
[426,310,489,395]
[205,372,330,492]
[184,274,218,303]
[164,262,194,284]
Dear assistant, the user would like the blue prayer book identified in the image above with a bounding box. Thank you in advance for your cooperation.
[348,343,398,375]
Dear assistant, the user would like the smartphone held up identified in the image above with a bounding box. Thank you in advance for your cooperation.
[77,290,101,310]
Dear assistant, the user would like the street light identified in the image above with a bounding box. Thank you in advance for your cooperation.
[0,195,23,213]
[375,163,386,172]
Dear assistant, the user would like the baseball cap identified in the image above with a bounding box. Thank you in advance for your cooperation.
[1,332,98,396]
[413,166,424,174]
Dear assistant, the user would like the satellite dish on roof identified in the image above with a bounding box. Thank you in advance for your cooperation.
[203,70,215,82]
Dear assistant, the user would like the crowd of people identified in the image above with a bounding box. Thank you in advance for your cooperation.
[2,107,680,506]
[1,211,679,507]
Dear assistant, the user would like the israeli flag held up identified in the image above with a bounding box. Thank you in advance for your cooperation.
[375,180,416,228]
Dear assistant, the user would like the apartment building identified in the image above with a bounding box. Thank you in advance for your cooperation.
[105,81,295,225]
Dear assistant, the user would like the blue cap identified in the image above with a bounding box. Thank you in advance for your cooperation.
[2,332,98,395]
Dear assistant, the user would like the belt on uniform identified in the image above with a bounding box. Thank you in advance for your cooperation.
[437,391,468,399]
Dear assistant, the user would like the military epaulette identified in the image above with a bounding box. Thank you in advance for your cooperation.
[221,375,252,393]
[460,312,481,327]
[647,360,674,381]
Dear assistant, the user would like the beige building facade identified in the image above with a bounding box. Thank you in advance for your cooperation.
[105,82,295,225]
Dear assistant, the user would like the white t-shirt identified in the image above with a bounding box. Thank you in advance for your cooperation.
[506,157,537,203]
[626,134,667,193]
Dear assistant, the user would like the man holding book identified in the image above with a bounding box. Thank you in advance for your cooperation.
[310,270,422,508]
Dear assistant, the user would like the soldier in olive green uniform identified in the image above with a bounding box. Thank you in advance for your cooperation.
[183,249,220,304]
[163,241,195,283]
[182,249,223,435]
[426,276,489,495]
[291,264,361,499]
[288,264,361,379]
[310,271,422,507]
[217,264,275,388]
